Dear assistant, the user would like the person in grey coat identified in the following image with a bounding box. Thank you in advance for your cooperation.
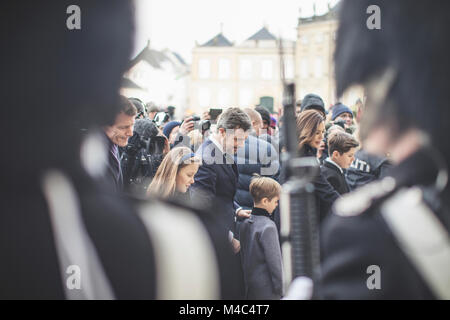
[240,176,283,299]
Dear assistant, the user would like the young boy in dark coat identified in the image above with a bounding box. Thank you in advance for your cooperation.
[321,132,359,195]
[240,176,283,300]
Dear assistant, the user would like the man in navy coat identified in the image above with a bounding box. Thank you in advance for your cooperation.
[190,107,252,253]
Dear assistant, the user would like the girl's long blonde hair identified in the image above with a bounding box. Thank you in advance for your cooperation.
[147,146,201,199]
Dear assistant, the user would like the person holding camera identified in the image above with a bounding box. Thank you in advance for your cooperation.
[169,116,212,149]
[121,118,170,196]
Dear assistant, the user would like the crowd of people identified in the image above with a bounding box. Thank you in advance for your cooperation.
[2,0,449,300]
[102,88,392,299]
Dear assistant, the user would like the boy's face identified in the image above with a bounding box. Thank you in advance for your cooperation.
[261,196,280,214]
[333,147,357,169]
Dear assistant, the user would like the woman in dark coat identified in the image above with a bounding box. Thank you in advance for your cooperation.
[295,110,341,223]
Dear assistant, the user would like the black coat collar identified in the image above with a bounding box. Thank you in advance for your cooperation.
[324,159,344,174]
[251,207,273,220]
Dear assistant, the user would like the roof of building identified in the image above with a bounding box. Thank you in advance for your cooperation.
[122,77,143,89]
[200,33,233,47]
[171,51,187,65]
[247,27,277,41]
[298,2,341,25]
[129,45,169,69]
[129,42,188,72]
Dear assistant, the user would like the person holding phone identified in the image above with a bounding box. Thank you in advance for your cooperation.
[168,116,197,149]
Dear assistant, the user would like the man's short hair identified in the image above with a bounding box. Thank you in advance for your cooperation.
[146,102,159,113]
[249,176,281,203]
[255,106,271,126]
[119,95,137,117]
[216,107,252,131]
[328,131,359,155]
[243,107,263,124]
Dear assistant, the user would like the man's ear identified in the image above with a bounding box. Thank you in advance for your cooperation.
[218,127,225,136]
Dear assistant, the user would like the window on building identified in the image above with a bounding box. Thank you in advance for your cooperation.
[239,88,253,106]
[261,59,273,80]
[300,59,308,79]
[218,88,231,106]
[218,58,231,79]
[198,59,210,79]
[315,33,324,43]
[198,87,210,107]
[314,57,322,78]
[301,35,309,45]
[239,59,252,79]
[284,58,294,79]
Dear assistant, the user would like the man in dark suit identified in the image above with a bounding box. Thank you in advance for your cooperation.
[190,107,252,253]
[102,96,136,192]
[321,131,359,195]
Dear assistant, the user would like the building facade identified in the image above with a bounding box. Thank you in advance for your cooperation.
[296,4,364,110]
[189,3,364,116]
[189,27,295,115]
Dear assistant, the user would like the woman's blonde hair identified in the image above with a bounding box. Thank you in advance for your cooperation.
[296,109,325,153]
[147,146,201,198]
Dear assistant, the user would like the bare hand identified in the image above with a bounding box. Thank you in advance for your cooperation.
[231,238,240,254]
[179,116,195,135]
[236,209,251,219]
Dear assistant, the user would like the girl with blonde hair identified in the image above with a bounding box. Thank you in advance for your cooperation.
[147,147,201,199]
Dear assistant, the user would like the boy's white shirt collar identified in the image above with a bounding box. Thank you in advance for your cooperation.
[325,157,344,174]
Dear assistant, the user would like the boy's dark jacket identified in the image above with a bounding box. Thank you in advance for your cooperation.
[321,158,351,195]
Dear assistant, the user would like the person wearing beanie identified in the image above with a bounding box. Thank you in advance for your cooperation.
[300,93,326,118]
[331,103,354,128]
[162,121,181,142]
[270,116,277,129]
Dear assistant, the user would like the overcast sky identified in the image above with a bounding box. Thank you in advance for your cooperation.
[133,0,340,62]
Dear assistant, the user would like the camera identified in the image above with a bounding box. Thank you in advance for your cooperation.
[182,116,211,134]
[153,112,169,127]
[209,108,223,122]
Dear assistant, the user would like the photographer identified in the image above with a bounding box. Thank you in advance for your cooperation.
[121,119,169,196]
[128,97,147,120]
[171,116,212,149]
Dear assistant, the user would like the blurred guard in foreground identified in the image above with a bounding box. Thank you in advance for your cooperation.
[0,1,240,299]
[320,0,450,299]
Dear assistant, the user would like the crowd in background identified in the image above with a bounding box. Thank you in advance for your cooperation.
[103,92,391,299]
[3,0,448,301]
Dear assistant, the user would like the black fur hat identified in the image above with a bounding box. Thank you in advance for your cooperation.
[335,0,450,165]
